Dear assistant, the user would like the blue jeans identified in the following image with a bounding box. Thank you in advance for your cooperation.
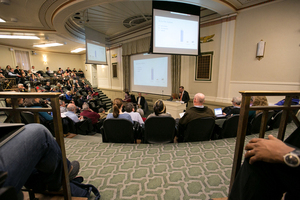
[0,123,70,192]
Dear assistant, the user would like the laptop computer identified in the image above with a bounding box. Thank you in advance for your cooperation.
[214,108,225,118]
[0,123,25,147]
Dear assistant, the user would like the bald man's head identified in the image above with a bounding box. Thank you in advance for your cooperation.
[67,103,76,113]
[193,93,205,106]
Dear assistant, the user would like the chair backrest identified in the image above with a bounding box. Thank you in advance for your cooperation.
[75,117,93,135]
[250,111,274,133]
[103,118,135,143]
[271,110,283,129]
[183,117,215,142]
[144,116,175,143]
[20,111,35,124]
[221,114,240,138]
[62,116,76,134]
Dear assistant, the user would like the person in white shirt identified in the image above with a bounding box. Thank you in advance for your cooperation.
[31,66,37,73]
[63,103,82,123]
[124,102,144,126]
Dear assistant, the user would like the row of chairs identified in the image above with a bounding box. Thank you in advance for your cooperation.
[101,116,239,143]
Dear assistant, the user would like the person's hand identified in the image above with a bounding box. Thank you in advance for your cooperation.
[245,135,295,164]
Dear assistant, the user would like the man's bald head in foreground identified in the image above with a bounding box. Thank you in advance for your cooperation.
[193,93,205,106]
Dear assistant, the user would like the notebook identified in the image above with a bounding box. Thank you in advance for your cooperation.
[0,123,25,147]
[214,108,224,117]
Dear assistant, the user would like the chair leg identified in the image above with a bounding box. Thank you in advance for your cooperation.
[28,190,37,200]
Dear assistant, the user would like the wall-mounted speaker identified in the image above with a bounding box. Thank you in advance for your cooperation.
[31,51,37,55]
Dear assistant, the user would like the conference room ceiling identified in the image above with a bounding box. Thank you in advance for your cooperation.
[0,0,274,54]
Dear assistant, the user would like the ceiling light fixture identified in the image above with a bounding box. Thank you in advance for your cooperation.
[33,43,64,48]
[71,48,86,53]
[0,18,5,23]
[0,35,40,39]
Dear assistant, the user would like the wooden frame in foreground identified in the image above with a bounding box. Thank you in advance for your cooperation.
[0,92,71,200]
[229,91,300,193]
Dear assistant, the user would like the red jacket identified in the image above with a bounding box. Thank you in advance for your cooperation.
[80,110,100,124]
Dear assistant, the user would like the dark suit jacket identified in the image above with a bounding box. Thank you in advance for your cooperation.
[136,96,145,109]
[181,90,190,106]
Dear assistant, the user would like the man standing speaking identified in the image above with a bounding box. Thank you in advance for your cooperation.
[179,86,190,107]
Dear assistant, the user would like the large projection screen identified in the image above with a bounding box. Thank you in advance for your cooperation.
[130,54,172,95]
[86,39,107,65]
[151,1,201,56]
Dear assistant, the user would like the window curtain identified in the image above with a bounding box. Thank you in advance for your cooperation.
[122,37,150,92]
[15,50,30,70]
[171,55,181,96]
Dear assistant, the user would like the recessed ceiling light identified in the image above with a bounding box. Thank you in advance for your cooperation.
[0,18,6,23]
[0,35,40,39]
[71,48,86,53]
[33,43,64,48]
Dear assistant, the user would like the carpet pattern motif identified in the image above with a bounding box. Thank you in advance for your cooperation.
[65,123,296,200]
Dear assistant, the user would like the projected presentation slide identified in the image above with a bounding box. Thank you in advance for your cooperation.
[155,16,198,49]
[134,57,168,87]
[87,43,106,62]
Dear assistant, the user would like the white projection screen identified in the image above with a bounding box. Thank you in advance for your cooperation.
[153,9,199,55]
[130,54,172,95]
[86,39,107,65]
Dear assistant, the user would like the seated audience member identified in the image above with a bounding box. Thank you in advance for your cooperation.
[80,103,100,124]
[0,123,80,195]
[136,106,146,122]
[98,108,107,120]
[56,83,64,93]
[66,67,72,73]
[106,98,133,123]
[248,96,268,123]
[228,127,300,200]
[72,68,77,73]
[275,96,299,106]
[123,92,131,102]
[84,84,91,93]
[74,80,81,88]
[147,100,171,118]
[177,93,214,141]
[136,92,145,109]
[65,91,73,102]
[19,73,27,85]
[79,79,85,88]
[86,91,93,101]
[17,83,26,92]
[31,66,37,73]
[59,100,67,113]
[124,103,144,126]
[29,73,37,82]
[8,68,21,82]
[64,103,82,123]
[45,66,51,75]
[44,81,51,91]
[222,96,241,116]
[24,98,53,121]
[14,66,21,74]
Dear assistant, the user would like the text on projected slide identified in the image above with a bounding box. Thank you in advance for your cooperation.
[155,16,198,49]
[87,43,106,62]
[134,57,168,87]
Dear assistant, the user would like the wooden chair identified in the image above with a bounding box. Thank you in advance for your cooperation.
[229,91,300,194]
[0,92,72,199]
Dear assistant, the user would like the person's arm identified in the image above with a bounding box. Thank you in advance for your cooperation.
[245,135,295,164]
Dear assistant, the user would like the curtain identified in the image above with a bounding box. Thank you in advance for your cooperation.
[171,55,181,97]
[122,37,151,91]
[15,50,30,70]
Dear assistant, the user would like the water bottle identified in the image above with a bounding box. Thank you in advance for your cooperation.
[28,83,31,92]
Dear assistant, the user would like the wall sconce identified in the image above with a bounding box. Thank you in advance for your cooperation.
[256,40,266,61]
[43,55,47,64]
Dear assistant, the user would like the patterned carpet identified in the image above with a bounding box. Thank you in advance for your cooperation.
[65,123,297,200]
